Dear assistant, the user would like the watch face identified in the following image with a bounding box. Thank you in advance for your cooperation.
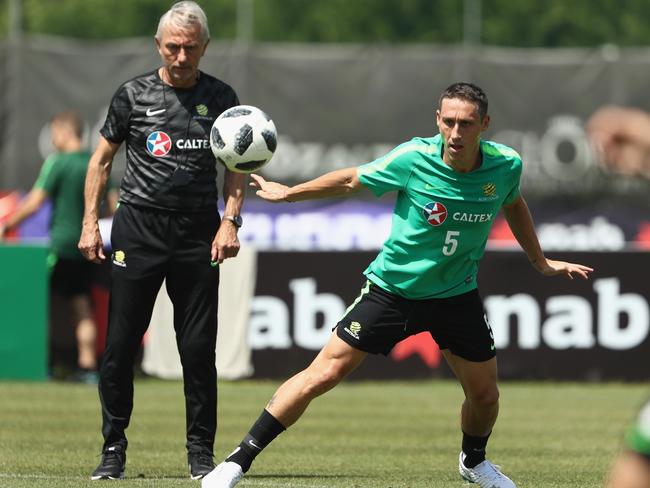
[226,215,242,228]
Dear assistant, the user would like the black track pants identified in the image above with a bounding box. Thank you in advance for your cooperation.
[99,203,220,454]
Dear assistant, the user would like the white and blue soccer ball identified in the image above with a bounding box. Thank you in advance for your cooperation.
[210,105,277,173]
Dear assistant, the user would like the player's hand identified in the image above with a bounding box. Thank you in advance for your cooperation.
[78,222,105,263]
[250,174,291,202]
[534,258,593,280]
[211,221,240,264]
[0,223,6,241]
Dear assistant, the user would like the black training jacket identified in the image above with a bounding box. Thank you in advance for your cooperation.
[101,69,239,212]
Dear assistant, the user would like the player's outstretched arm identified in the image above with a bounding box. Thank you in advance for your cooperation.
[502,195,593,280]
[250,167,363,203]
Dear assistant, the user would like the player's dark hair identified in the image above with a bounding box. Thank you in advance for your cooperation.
[439,82,488,120]
[51,111,83,139]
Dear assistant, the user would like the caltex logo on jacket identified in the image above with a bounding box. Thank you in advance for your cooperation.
[146,131,172,157]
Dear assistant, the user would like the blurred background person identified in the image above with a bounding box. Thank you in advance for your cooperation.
[0,110,118,383]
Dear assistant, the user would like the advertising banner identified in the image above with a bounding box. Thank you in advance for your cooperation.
[237,200,650,252]
[250,251,650,381]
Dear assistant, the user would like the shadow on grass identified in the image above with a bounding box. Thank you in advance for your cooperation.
[110,473,368,481]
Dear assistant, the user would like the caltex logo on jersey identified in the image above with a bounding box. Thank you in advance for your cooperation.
[423,201,448,226]
[146,131,172,157]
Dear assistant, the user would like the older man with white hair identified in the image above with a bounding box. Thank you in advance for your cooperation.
[80,1,246,480]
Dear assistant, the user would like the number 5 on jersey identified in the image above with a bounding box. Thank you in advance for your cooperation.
[443,230,460,256]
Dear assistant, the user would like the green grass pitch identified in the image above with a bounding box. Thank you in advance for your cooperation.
[0,379,647,487]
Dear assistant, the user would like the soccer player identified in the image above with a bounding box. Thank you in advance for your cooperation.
[78,1,246,481]
[202,82,593,488]
[606,399,650,488]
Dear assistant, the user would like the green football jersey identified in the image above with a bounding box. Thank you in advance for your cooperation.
[626,399,650,456]
[357,134,522,299]
[34,150,92,260]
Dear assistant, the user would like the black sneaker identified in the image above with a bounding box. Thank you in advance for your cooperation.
[91,445,126,480]
[188,451,215,480]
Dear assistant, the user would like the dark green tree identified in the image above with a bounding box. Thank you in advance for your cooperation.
[2,0,650,46]
[20,0,236,39]
[254,0,462,43]
[482,0,650,46]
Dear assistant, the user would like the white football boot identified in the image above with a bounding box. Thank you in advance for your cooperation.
[201,461,244,488]
[458,452,517,488]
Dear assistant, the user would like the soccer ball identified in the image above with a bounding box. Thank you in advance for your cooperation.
[210,105,277,173]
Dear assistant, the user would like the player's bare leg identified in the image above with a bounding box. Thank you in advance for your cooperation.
[202,333,366,488]
[443,350,516,488]
[443,351,499,437]
[266,333,367,426]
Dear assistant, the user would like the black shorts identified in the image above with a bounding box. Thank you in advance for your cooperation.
[335,281,496,362]
[50,256,94,297]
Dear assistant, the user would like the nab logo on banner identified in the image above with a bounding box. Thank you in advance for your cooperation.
[423,201,447,226]
[146,131,172,157]
[248,277,443,370]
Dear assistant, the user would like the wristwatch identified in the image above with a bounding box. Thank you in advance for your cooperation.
[223,215,243,229]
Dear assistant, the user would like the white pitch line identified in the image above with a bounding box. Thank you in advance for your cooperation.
[0,474,80,480]
[242,481,335,488]
[0,473,338,487]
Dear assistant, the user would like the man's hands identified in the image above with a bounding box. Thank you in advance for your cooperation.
[211,219,240,265]
[78,221,105,263]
